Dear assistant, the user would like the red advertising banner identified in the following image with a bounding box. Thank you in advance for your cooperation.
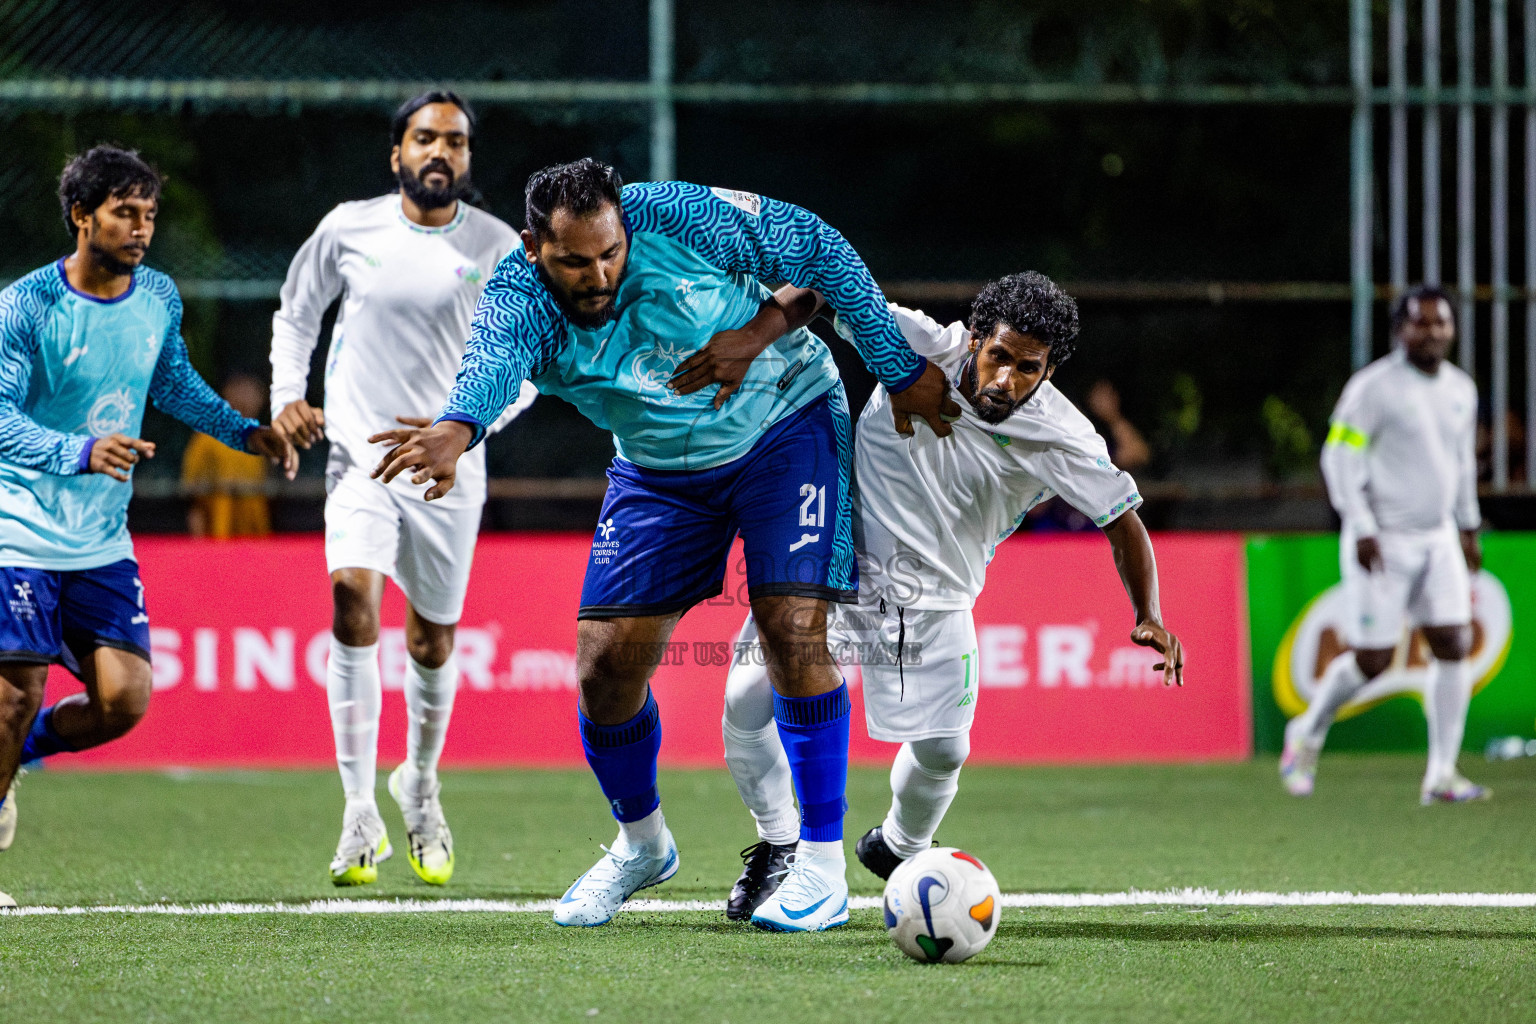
[46,532,1250,768]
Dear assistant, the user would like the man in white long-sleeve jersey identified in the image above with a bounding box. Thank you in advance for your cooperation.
[1281,284,1486,804]
[718,273,1184,918]
[269,91,535,885]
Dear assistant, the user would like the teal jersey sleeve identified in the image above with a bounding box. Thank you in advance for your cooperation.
[620,182,925,391]
[140,273,258,450]
[437,250,568,448]
[0,270,91,475]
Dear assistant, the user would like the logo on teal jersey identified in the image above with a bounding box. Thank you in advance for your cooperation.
[87,388,136,437]
[630,341,690,401]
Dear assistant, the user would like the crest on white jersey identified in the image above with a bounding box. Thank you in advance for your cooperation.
[87,388,136,437]
[710,187,761,217]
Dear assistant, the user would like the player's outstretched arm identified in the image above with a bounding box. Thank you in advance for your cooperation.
[147,306,298,480]
[669,285,826,409]
[434,258,566,451]
[625,182,960,434]
[369,419,474,501]
[1101,509,1185,686]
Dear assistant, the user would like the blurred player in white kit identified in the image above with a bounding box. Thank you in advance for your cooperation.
[269,91,534,885]
[719,272,1185,916]
[1282,284,1487,804]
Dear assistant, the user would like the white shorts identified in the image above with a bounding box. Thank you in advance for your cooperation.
[832,594,979,743]
[324,468,483,625]
[1341,525,1471,649]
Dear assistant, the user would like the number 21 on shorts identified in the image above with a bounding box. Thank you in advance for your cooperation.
[789,483,825,553]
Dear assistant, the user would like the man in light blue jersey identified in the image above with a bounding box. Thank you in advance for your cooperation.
[374,158,958,931]
[0,146,295,905]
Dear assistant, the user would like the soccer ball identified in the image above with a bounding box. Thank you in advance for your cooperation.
[882,847,1001,964]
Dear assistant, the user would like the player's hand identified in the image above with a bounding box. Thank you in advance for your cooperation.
[88,433,155,482]
[245,426,299,481]
[1131,619,1185,687]
[1356,536,1384,573]
[273,399,325,449]
[1460,529,1483,572]
[669,326,774,409]
[889,362,962,438]
[369,420,473,501]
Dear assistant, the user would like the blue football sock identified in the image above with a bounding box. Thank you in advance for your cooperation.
[579,692,662,824]
[19,705,75,763]
[773,682,851,843]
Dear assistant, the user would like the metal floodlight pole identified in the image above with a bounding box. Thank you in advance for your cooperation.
[1526,0,1536,484]
[1390,0,1409,294]
[649,0,675,181]
[1352,0,1375,369]
[1458,0,1477,377]
[1492,0,1510,488]
[1424,0,1443,285]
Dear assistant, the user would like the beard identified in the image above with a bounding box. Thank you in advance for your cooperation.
[398,159,472,211]
[87,238,142,277]
[535,259,625,329]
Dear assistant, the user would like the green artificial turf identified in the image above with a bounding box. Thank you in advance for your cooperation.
[2,755,1534,1022]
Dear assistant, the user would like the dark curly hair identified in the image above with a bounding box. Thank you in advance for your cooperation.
[969,271,1080,367]
[525,158,624,242]
[58,145,161,239]
[1389,283,1456,336]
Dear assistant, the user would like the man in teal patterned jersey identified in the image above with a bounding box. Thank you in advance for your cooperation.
[0,146,295,906]
[374,158,958,931]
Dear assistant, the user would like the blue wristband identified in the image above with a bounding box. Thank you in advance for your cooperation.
[76,437,96,472]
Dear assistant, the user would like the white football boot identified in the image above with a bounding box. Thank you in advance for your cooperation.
[553,828,679,927]
[329,804,392,886]
[1279,717,1319,797]
[388,765,454,885]
[0,889,14,908]
[1421,773,1492,805]
[750,843,850,932]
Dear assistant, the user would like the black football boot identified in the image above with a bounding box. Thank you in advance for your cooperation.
[855,825,906,880]
[726,840,797,921]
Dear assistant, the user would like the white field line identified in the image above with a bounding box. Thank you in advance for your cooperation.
[5,889,1536,917]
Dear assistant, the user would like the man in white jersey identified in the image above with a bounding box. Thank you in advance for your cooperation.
[1281,284,1486,804]
[269,91,535,886]
[719,272,1185,914]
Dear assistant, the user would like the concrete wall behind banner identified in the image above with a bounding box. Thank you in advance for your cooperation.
[1248,533,1532,755]
[41,533,1251,769]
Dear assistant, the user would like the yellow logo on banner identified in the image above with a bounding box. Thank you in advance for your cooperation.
[1273,570,1514,720]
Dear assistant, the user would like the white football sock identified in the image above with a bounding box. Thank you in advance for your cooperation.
[798,838,845,863]
[882,734,970,859]
[617,806,666,851]
[721,645,800,846]
[327,639,381,810]
[1294,652,1368,749]
[403,654,458,790]
[1424,658,1472,786]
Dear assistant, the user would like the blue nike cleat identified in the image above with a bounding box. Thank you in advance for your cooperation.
[750,844,849,932]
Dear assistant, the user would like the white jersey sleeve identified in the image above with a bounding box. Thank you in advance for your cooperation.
[1454,375,1481,531]
[994,385,1143,527]
[1321,370,1384,537]
[270,206,347,412]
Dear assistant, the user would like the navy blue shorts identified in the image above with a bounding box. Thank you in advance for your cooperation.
[0,559,151,676]
[580,387,858,618]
